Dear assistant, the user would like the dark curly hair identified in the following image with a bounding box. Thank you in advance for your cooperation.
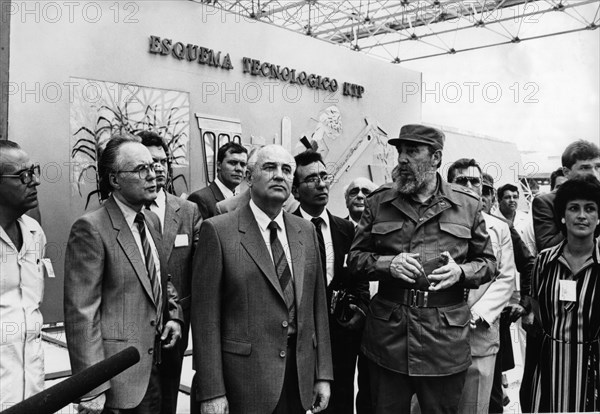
[554,174,600,237]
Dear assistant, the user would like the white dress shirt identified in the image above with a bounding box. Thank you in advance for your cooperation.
[113,196,162,284]
[148,189,167,231]
[249,200,293,278]
[298,208,334,286]
[214,177,236,199]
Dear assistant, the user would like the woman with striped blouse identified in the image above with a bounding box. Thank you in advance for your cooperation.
[529,174,600,412]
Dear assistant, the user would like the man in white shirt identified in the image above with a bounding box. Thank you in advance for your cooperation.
[448,158,516,414]
[191,145,333,414]
[0,140,46,408]
[188,142,248,219]
[138,131,201,414]
[64,135,183,413]
[292,150,370,414]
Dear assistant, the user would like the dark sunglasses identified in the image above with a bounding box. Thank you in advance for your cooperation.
[454,176,481,187]
[348,187,373,197]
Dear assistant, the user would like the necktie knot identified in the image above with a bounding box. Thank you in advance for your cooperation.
[268,221,279,243]
[134,212,145,226]
[311,217,325,229]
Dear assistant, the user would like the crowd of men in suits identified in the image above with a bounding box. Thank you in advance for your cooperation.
[2,126,599,414]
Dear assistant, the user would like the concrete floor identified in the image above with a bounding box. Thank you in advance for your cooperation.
[40,327,525,414]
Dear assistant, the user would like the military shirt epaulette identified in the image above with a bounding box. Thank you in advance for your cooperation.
[368,182,394,196]
[448,182,480,200]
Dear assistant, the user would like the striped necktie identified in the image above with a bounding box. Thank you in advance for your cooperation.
[268,221,296,331]
[134,212,163,330]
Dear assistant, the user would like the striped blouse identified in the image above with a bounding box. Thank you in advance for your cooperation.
[530,240,600,412]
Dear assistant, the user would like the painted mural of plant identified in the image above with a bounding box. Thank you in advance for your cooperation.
[70,78,190,208]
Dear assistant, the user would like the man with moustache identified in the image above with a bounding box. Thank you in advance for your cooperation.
[348,124,496,414]
[138,131,201,414]
[447,159,516,414]
[0,141,46,407]
[188,142,248,219]
[291,150,370,414]
[192,145,333,414]
[64,136,183,413]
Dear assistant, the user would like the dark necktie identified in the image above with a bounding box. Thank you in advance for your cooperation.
[268,221,296,328]
[135,213,163,330]
[311,217,327,282]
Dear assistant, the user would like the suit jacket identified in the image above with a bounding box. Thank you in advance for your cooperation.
[532,191,564,252]
[161,193,201,357]
[187,181,224,219]
[64,196,183,409]
[468,213,516,356]
[293,208,370,317]
[191,204,333,413]
[215,188,251,215]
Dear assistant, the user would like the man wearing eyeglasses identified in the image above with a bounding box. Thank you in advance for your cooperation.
[291,150,370,414]
[138,131,201,414]
[348,125,496,414]
[0,141,46,407]
[447,158,516,414]
[343,177,378,414]
[344,178,378,228]
[64,135,183,414]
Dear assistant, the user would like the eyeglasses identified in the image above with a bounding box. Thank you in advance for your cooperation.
[302,174,334,187]
[116,163,156,179]
[0,164,41,185]
[348,187,373,197]
[454,176,481,187]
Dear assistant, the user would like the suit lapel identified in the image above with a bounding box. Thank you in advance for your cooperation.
[328,212,346,283]
[106,197,155,305]
[210,181,225,203]
[284,213,305,306]
[162,194,180,260]
[238,205,286,302]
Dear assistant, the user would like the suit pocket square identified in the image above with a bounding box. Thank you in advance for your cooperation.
[222,338,252,356]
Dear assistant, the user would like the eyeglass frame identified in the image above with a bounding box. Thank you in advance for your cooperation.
[300,173,334,187]
[115,163,156,179]
[454,176,482,187]
[348,187,373,197]
[0,164,41,185]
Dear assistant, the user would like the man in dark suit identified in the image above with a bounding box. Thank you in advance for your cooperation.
[139,131,201,414]
[64,135,183,413]
[191,144,333,414]
[291,150,370,414]
[187,142,248,219]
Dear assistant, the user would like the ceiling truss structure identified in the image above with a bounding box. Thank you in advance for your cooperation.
[193,0,600,62]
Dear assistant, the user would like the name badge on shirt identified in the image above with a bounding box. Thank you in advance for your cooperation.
[174,234,189,247]
[559,279,577,302]
[42,258,55,278]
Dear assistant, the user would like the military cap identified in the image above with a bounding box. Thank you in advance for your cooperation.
[482,174,494,189]
[388,124,445,150]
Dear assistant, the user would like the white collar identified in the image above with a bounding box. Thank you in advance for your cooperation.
[249,199,285,232]
[113,195,142,228]
[214,178,235,199]
[299,207,330,228]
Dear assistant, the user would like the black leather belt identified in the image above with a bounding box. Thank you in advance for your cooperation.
[380,288,464,308]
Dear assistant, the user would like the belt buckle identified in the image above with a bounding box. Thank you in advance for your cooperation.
[410,289,429,307]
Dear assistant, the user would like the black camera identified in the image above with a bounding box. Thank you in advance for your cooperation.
[330,290,359,323]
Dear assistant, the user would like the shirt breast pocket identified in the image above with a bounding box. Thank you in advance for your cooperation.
[439,222,471,240]
[371,221,405,250]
